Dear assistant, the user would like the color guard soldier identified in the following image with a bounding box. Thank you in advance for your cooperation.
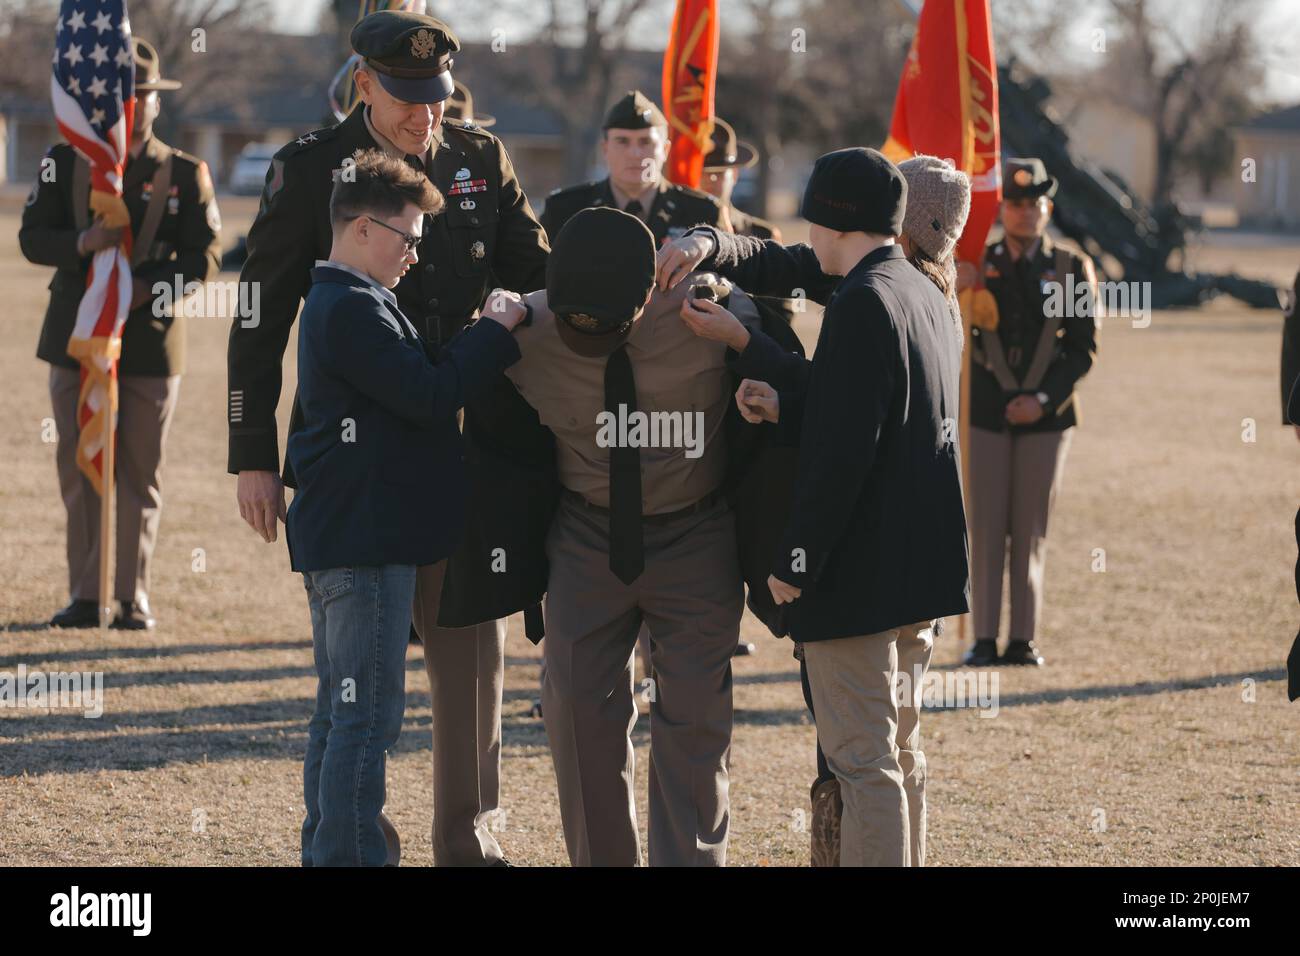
[20,38,221,631]
[444,79,495,129]
[964,158,1099,667]
[700,118,782,242]
[701,117,784,657]
[1281,267,1300,436]
[226,9,549,866]
[540,90,725,247]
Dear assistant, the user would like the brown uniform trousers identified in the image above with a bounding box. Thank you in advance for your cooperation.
[411,554,508,866]
[49,366,181,604]
[541,494,743,866]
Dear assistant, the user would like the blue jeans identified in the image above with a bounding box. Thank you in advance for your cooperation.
[301,564,417,866]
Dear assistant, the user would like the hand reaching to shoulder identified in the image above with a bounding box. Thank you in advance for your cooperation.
[680,295,749,351]
[482,288,528,331]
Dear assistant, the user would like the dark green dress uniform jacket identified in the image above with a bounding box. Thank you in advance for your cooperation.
[19,136,222,377]
[970,234,1098,433]
[227,104,549,473]
[539,177,723,247]
[1281,269,1300,423]
[226,105,554,633]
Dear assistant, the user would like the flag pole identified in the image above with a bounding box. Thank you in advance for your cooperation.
[958,312,972,648]
[99,375,116,629]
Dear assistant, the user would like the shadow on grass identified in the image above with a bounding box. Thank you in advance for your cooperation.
[4,668,1281,775]
[925,668,1287,712]
[0,639,312,668]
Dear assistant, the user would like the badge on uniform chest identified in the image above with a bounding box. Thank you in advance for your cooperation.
[167,185,180,215]
[447,166,487,196]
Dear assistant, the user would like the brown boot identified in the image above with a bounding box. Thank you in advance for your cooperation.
[810,777,842,867]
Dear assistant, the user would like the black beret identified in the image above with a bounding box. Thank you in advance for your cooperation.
[799,147,907,236]
[547,208,657,357]
[603,90,667,131]
[351,11,460,104]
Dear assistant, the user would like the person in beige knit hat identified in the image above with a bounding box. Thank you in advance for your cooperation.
[897,154,972,340]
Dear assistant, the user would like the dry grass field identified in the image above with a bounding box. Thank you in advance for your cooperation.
[1,194,1297,866]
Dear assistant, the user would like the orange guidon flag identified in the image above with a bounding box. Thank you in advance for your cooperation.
[882,0,1000,270]
[662,0,719,190]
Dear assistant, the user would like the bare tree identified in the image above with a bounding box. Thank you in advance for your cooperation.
[713,0,911,215]
[424,0,668,182]
[1104,0,1267,203]
[0,0,286,137]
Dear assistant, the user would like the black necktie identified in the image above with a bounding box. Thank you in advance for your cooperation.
[605,344,644,584]
[624,199,643,219]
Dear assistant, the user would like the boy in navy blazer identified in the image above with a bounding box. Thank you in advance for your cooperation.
[287,149,524,866]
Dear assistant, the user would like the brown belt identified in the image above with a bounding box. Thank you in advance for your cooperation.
[563,487,724,525]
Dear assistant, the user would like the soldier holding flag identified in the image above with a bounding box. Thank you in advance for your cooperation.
[21,7,221,631]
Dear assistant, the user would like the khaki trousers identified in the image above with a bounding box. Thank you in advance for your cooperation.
[49,365,180,605]
[542,495,743,866]
[968,426,1074,641]
[802,621,934,867]
[411,560,507,866]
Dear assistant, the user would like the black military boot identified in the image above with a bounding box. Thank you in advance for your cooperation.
[1001,639,1045,666]
[111,599,156,631]
[50,599,99,629]
[962,638,999,666]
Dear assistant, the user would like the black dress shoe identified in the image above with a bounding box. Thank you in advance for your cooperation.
[733,640,757,657]
[529,699,543,719]
[110,600,155,631]
[1001,639,1044,666]
[50,599,99,629]
[962,638,999,666]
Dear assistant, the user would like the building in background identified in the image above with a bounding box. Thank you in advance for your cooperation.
[1233,105,1300,230]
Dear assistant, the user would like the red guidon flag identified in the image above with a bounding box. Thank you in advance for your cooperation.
[882,0,1000,268]
[52,0,136,493]
[662,0,719,189]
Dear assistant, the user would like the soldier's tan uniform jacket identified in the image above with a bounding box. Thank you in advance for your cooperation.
[970,233,1099,433]
[19,136,222,376]
[540,177,724,248]
[226,104,549,475]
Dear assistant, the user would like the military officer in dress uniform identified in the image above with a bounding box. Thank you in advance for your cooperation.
[20,38,221,631]
[226,10,550,866]
[964,157,1099,668]
[540,90,725,248]
[700,118,782,242]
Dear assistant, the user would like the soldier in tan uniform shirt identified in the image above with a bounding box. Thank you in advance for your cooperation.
[492,207,756,866]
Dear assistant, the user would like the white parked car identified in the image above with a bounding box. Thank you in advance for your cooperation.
[228,142,279,195]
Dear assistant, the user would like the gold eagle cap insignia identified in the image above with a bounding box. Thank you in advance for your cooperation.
[410,29,436,59]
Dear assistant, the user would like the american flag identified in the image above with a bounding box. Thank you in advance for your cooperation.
[52,0,135,493]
